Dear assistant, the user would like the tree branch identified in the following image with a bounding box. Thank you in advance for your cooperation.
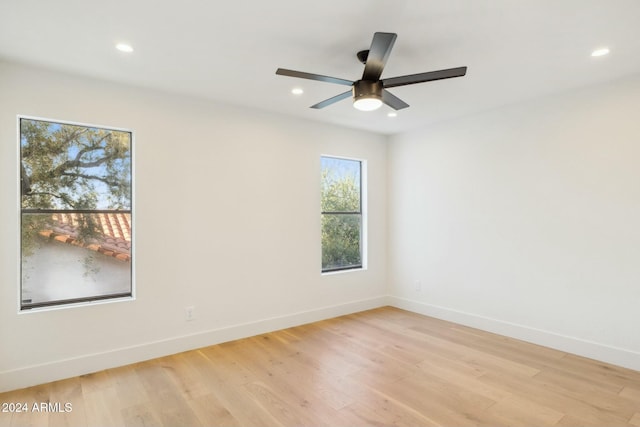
[72,133,110,162]
[21,162,32,195]
[26,191,77,208]
[60,172,119,187]
[52,133,114,175]
[53,152,117,175]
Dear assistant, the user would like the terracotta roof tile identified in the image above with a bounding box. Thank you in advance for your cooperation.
[38,213,131,262]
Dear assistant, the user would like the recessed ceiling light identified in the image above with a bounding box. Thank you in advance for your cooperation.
[291,87,304,95]
[591,47,609,57]
[116,43,134,53]
[387,112,398,118]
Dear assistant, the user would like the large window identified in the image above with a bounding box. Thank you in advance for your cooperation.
[20,117,133,310]
[321,156,364,272]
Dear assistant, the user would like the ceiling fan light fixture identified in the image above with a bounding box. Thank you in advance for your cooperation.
[353,96,383,111]
[352,80,383,111]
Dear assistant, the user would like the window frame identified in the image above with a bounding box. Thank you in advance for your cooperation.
[18,115,135,312]
[320,155,367,274]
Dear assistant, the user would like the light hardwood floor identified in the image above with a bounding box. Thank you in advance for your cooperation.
[1,306,640,426]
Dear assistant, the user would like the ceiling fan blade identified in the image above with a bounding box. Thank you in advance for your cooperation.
[382,66,467,88]
[276,68,353,86]
[382,90,409,110]
[310,91,352,109]
[362,32,397,81]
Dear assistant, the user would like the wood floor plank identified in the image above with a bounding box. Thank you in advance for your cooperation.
[533,369,639,419]
[1,306,639,427]
[233,354,341,426]
[417,356,512,402]
[555,414,608,427]
[620,385,640,401]
[109,364,152,409]
[258,349,356,411]
[341,397,441,427]
[485,394,564,426]
[561,353,640,387]
[120,403,162,427]
[82,386,125,427]
[177,349,277,426]
[479,370,633,426]
[79,370,113,394]
[48,378,86,427]
[376,375,494,426]
[185,393,238,427]
[0,384,51,427]
[242,380,310,427]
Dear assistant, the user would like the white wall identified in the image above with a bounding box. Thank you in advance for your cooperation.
[388,73,640,370]
[0,61,388,391]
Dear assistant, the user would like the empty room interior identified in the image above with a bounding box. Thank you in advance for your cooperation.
[1,1,640,426]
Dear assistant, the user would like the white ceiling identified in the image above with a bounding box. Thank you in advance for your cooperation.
[1,0,640,135]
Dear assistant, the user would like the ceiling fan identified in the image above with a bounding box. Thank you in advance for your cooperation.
[276,32,467,112]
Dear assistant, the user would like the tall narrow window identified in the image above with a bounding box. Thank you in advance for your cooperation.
[20,117,133,310]
[321,156,363,272]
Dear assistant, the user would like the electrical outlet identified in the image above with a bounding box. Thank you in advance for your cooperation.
[414,280,422,292]
[185,306,195,321]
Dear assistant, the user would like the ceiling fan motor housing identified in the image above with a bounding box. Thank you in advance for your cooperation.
[353,80,383,101]
[352,80,384,111]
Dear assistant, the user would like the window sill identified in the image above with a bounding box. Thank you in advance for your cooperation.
[321,267,367,276]
[18,295,135,314]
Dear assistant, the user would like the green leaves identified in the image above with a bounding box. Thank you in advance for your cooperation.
[321,214,362,270]
[321,169,360,212]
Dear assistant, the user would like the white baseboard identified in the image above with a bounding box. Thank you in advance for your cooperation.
[389,296,640,372]
[0,296,388,392]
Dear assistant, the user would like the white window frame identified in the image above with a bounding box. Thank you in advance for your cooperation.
[320,155,367,274]
[17,115,135,312]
